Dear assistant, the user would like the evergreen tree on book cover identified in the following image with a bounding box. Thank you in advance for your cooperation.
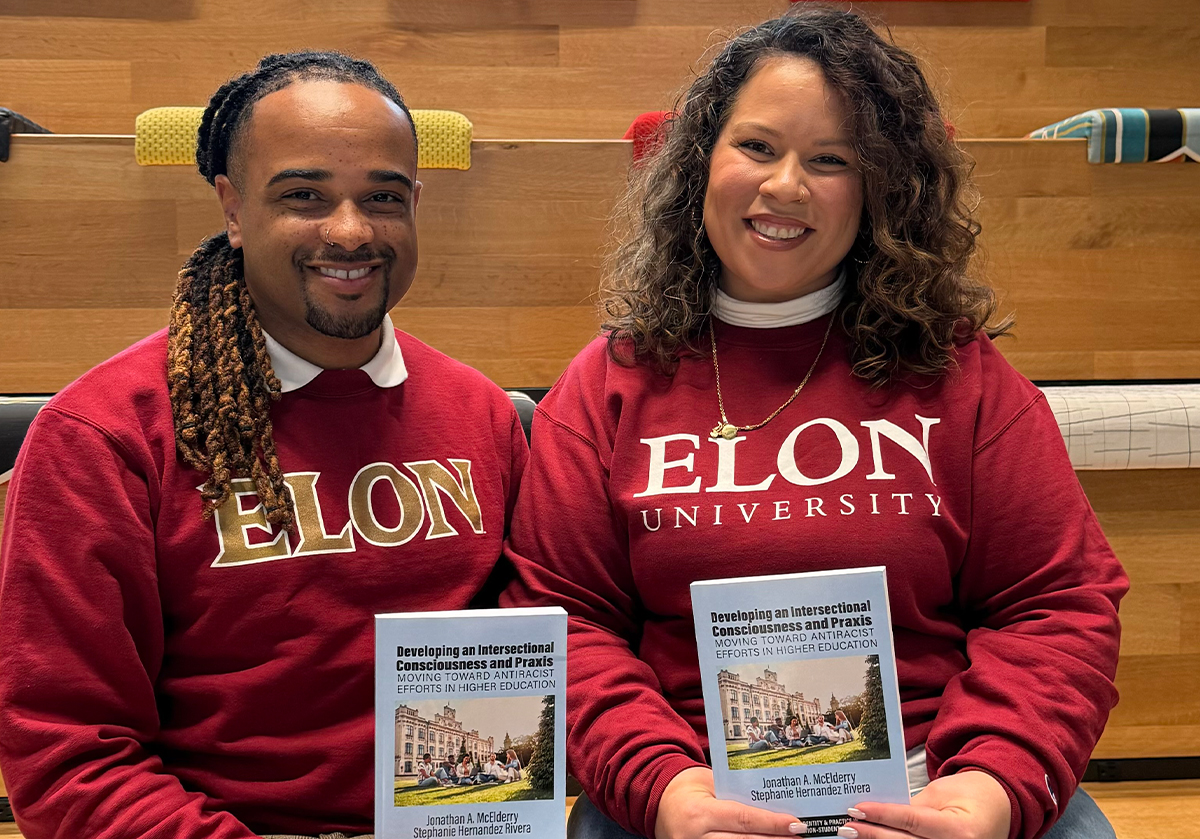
[528,694,556,791]
[859,655,888,753]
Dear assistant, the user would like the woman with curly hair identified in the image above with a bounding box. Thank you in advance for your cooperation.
[502,7,1124,839]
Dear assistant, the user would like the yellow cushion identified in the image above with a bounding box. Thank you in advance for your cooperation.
[134,106,472,170]
[411,109,472,170]
[135,107,205,166]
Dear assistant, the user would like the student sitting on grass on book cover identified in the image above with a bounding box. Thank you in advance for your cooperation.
[784,718,805,747]
[417,755,440,789]
[803,722,831,749]
[478,754,505,784]
[745,719,777,753]
[818,718,851,746]
[456,756,477,786]
[501,7,1126,839]
[834,711,856,742]
[505,748,524,782]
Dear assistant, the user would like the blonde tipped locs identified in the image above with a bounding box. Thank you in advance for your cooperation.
[167,233,293,528]
[168,50,415,527]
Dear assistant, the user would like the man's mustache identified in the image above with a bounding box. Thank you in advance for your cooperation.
[309,246,395,263]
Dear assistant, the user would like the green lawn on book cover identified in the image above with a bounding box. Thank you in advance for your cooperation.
[727,739,890,771]
[394,777,549,807]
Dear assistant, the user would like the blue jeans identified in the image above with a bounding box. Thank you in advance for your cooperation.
[1044,788,1116,839]
[566,787,1115,839]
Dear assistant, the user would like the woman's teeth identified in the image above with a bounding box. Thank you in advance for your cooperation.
[750,220,808,240]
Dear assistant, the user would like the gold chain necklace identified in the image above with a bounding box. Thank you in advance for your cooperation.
[708,312,836,440]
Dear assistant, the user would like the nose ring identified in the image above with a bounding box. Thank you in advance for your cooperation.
[322,227,334,246]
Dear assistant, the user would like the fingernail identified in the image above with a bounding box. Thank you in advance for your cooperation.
[847,808,867,819]
[837,828,858,839]
[789,822,807,835]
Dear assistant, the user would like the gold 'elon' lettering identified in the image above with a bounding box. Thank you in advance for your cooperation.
[404,459,486,539]
[287,472,354,556]
[211,478,293,566]
[347,462,426,547]
[207,459,485,567]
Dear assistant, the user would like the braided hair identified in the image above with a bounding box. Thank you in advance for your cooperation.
[168,51,416,528]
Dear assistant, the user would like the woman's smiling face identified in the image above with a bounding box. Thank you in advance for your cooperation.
[703,55,864,303]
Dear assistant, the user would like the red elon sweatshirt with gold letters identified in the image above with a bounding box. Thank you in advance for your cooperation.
[0,329,528,839]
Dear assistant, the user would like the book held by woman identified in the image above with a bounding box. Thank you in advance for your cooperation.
[692,568,908,836]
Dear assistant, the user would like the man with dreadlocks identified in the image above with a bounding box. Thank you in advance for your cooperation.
[0,52,527,839]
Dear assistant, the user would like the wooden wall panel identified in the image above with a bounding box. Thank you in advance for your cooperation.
[963,140,1200,381]
[1,135,1197,392]
[1,0,1197,140]
[1080,470,1200,760]
[0,136,631,392]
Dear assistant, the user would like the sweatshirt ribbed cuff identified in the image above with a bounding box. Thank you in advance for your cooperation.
[938,740,1064,839]
[952,766,1022,839]
[638,754,710,839]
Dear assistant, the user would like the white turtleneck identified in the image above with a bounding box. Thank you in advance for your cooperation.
[711,273,845,328]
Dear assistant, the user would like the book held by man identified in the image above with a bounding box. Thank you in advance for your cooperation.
[375,607,567,839]
[691,567,908,837]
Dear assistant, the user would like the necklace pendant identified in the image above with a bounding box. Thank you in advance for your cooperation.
[710,422,739,440]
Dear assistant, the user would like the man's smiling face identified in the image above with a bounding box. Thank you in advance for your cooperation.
[215,78,420,366]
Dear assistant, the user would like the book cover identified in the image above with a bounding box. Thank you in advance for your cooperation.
[375,607,567,839]
[691,567,908,837]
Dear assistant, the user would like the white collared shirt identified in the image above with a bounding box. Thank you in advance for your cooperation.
[262,314,408,393]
